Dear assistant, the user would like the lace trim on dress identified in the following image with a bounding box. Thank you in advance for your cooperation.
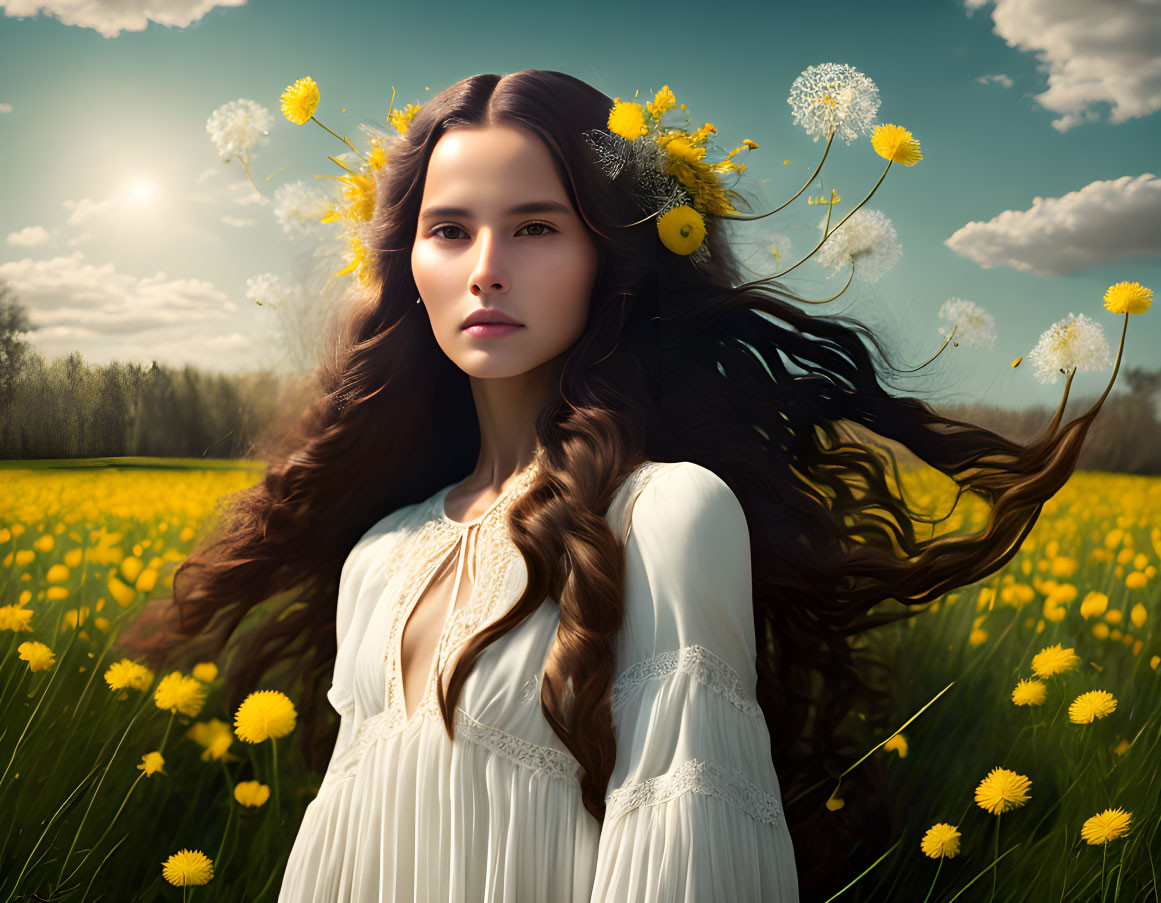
[326,705,580,783]
[610,644,763,718]
[605,757,786,828]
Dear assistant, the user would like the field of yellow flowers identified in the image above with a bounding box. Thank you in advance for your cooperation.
[1,458,1158,901]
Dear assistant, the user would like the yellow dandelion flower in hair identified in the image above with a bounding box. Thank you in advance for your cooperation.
[608,99,648,141]
[153,672,207,717]
[389,102,423,135]
[104,658,153,692]
[920,823,962,859]
[974,766,1031,815]
[1011,678,1047,707]
[657,205,707,256]
[1031,642,1080,678]
[1102,281,1152,315]
[1069,689,1117,724]
[234,779,271,808]
[871,123,923,166]
[161,849,213,887]
[647,85,677,119]
[0,604,34,632]
[280,76,320,125]
[233,689,297,743]
[1081,808,1132,845]
[137,751,166,777]
[18,640,55,672]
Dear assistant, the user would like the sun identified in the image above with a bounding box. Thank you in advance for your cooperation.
[125,179,155,204]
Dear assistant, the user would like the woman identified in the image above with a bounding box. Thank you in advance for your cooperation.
[122,69,1111,900]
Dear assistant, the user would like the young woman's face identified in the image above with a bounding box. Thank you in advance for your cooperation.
[411,124,600,379]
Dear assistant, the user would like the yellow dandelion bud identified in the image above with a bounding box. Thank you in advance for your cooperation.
[920,823,961,859]
[280,76,320,126]
[234,779,271,808]
[1069,690,1117,724]
[136,568,158,593]
[1113,737,1131,755]
[825,787,844,811]
[1130,603,1147,628]
[1104,528,1124,549]
[1105,608,1123,625]
[137,751,166,777]
[104,658,153,693]
[975,766,1031,815]
[233,689,297,743]
[1125,571,1147,589]
[969,627,989,645]
[187,718,236,762]
[108,575,135,607]
[656,205,706,256]
[871,123,922,166]
[192,662,219,683]
[161,849,213,887]
[1080,591,1108,619]
[1151,655,1160,670]
[120,556,143,583]
[1011,678,1046,707]
[1102,282,1151,315]
[1031,643,1080,678]
[154,672,207,717]
[18,640,55,672]
[34,534,54,553]
[0,604,34,632]
[46,563,70,583]
[882,733,908,758]
[1081,808,1132,845]
[608,100,649,141]
[46,586,69,601]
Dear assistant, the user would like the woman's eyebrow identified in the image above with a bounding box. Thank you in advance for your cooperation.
[419,200,573,220]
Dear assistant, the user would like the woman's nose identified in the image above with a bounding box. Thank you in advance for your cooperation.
[469,228,508,296]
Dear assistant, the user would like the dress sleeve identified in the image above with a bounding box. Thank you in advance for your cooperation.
[589,462,799,902]
[316,530,387,793]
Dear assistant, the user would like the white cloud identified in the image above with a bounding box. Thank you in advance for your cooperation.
[6,225,49,247]
[976,73,1014,89]
[188,178,269,208]
[195,167,219,184]
[0,252,258,370]
[0,0,247,39]
[66,231,92,246]
[62,196,118,226]
[0,102,12,114]
[220,215,255,228]
[964,0,1161,131]
[945,173,1161,277]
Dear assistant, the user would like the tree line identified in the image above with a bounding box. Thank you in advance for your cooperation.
[2,280,1159,472]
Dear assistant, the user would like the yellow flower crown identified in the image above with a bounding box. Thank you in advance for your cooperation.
[279,68,928,291]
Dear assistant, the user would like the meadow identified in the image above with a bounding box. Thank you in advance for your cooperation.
[0,458,1157,901]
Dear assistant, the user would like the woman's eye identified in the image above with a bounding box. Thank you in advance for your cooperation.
[519,222,555,237]
[432,225,466,241]
[431,222,556,241]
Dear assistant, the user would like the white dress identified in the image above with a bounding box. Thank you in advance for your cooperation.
[278,458,799,902]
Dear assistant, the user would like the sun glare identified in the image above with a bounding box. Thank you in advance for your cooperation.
[126,179,155,203]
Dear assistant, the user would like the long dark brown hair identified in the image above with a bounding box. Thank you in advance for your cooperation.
[118,69,1120,897]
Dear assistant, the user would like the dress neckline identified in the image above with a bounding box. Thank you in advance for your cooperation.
[437,455,542,528]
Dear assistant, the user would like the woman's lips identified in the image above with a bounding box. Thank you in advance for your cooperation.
[463,323,523,337]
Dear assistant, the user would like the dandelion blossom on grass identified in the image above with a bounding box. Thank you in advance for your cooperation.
[233,690,297,743]
[17,641,54,672]
[1081,808,1132,845]
[154,672,207,718]
[104,658,153,692]
[920,823,961,859]
[161,849,213,887]
[1031,643,1080,678]
[1069,690,1117,724]
[137,751,165,777]
[234,780,271,808]
[0,605,34,632]
[1011,678,1046,707]
[975,767,1031,815]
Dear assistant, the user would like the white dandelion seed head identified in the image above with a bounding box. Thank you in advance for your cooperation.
[1027,312,1111,385]
[273,180,331,237]
[206,99,273,163]
[245,272,290,307]
[787,63,881,145]
[939,298,997,350]
[814,207,901,282]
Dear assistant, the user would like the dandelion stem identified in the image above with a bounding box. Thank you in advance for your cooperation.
[310,117,366,161]
[782,260,855,305]
[159,709,176,753]
[722,130,837,221]
[1101,843,1107,903]
[920,856,943,903]
[271,738,281,827]
[991,813,1001,902]
[238,157,264,200]
[898,324,957,374]
[57,772,145,891]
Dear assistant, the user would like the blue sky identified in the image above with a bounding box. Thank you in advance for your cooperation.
[0,0,1157,411]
